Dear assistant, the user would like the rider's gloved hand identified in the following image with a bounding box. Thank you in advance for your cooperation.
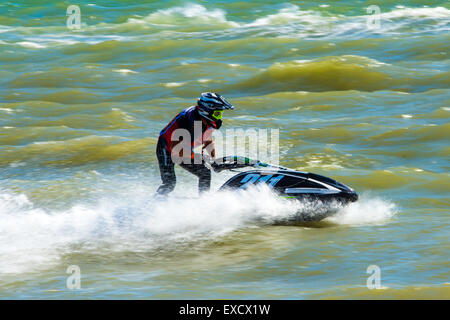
[200,154,222,172]
[210,161,220,172]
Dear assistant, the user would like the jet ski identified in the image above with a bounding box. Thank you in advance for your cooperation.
[211,156,358,205]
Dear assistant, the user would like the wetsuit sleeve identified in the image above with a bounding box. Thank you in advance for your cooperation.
[160,111,188,152]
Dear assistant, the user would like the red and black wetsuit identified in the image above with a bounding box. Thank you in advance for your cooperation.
[156,106,215,195]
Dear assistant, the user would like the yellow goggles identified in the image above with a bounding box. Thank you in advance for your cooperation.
[211,110,224,120]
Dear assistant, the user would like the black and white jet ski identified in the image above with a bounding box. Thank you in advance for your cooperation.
[211,156,358,205]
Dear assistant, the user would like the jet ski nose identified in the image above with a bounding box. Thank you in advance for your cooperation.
[348,191,358,202]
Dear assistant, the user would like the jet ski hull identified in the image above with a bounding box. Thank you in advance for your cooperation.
[219,169,358,205]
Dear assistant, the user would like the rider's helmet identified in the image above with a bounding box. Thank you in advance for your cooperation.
[196,92,234,129]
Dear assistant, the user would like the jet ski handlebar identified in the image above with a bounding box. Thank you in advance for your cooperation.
[207,156,289,172]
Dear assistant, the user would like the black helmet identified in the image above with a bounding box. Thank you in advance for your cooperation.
[196,92,234,128]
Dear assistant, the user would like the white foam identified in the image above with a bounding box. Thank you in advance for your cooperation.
[130,3,239,27]
[9,162,26,168]
[327,194,397,225]
[113,69,138,74]
[0,187,396,275]
[17,41,47,49]
[163,82,185,87]
[0,25,13,34]
[245,4,323,27]
[0,187,289,274]
[4,5,447,46]
[241,5,450,38]
[0,108,14,113]
[379,6,450,19]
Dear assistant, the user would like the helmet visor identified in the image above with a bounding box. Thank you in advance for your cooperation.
[211,110,223,120]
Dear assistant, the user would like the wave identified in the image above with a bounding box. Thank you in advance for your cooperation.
[229,55,448,93]
[379,6,450,19]
[124,4,450,38]
[0,136,155,167]
[0,186,396,274]
[1,4,448,45]
[332,168,448,194]
[127,3,239,29]
[368,123,450,145]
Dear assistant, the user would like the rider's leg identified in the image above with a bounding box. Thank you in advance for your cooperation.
[180,161,211,194]
[156,139,176,195]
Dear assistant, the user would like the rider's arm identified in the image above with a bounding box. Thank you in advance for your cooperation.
[203,139,215,159]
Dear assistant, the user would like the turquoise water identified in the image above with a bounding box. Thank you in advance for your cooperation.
[0,1,449,299]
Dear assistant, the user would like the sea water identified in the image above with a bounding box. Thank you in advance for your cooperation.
[0,0,448,299]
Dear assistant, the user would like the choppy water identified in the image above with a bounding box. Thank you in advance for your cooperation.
[0,1,449,299]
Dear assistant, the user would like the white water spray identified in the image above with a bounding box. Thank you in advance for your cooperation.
[0,186,396,275]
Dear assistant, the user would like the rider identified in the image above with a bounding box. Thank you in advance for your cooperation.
[156,92,234,195]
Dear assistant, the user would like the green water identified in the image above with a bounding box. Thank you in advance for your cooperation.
[0,1,449,299]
